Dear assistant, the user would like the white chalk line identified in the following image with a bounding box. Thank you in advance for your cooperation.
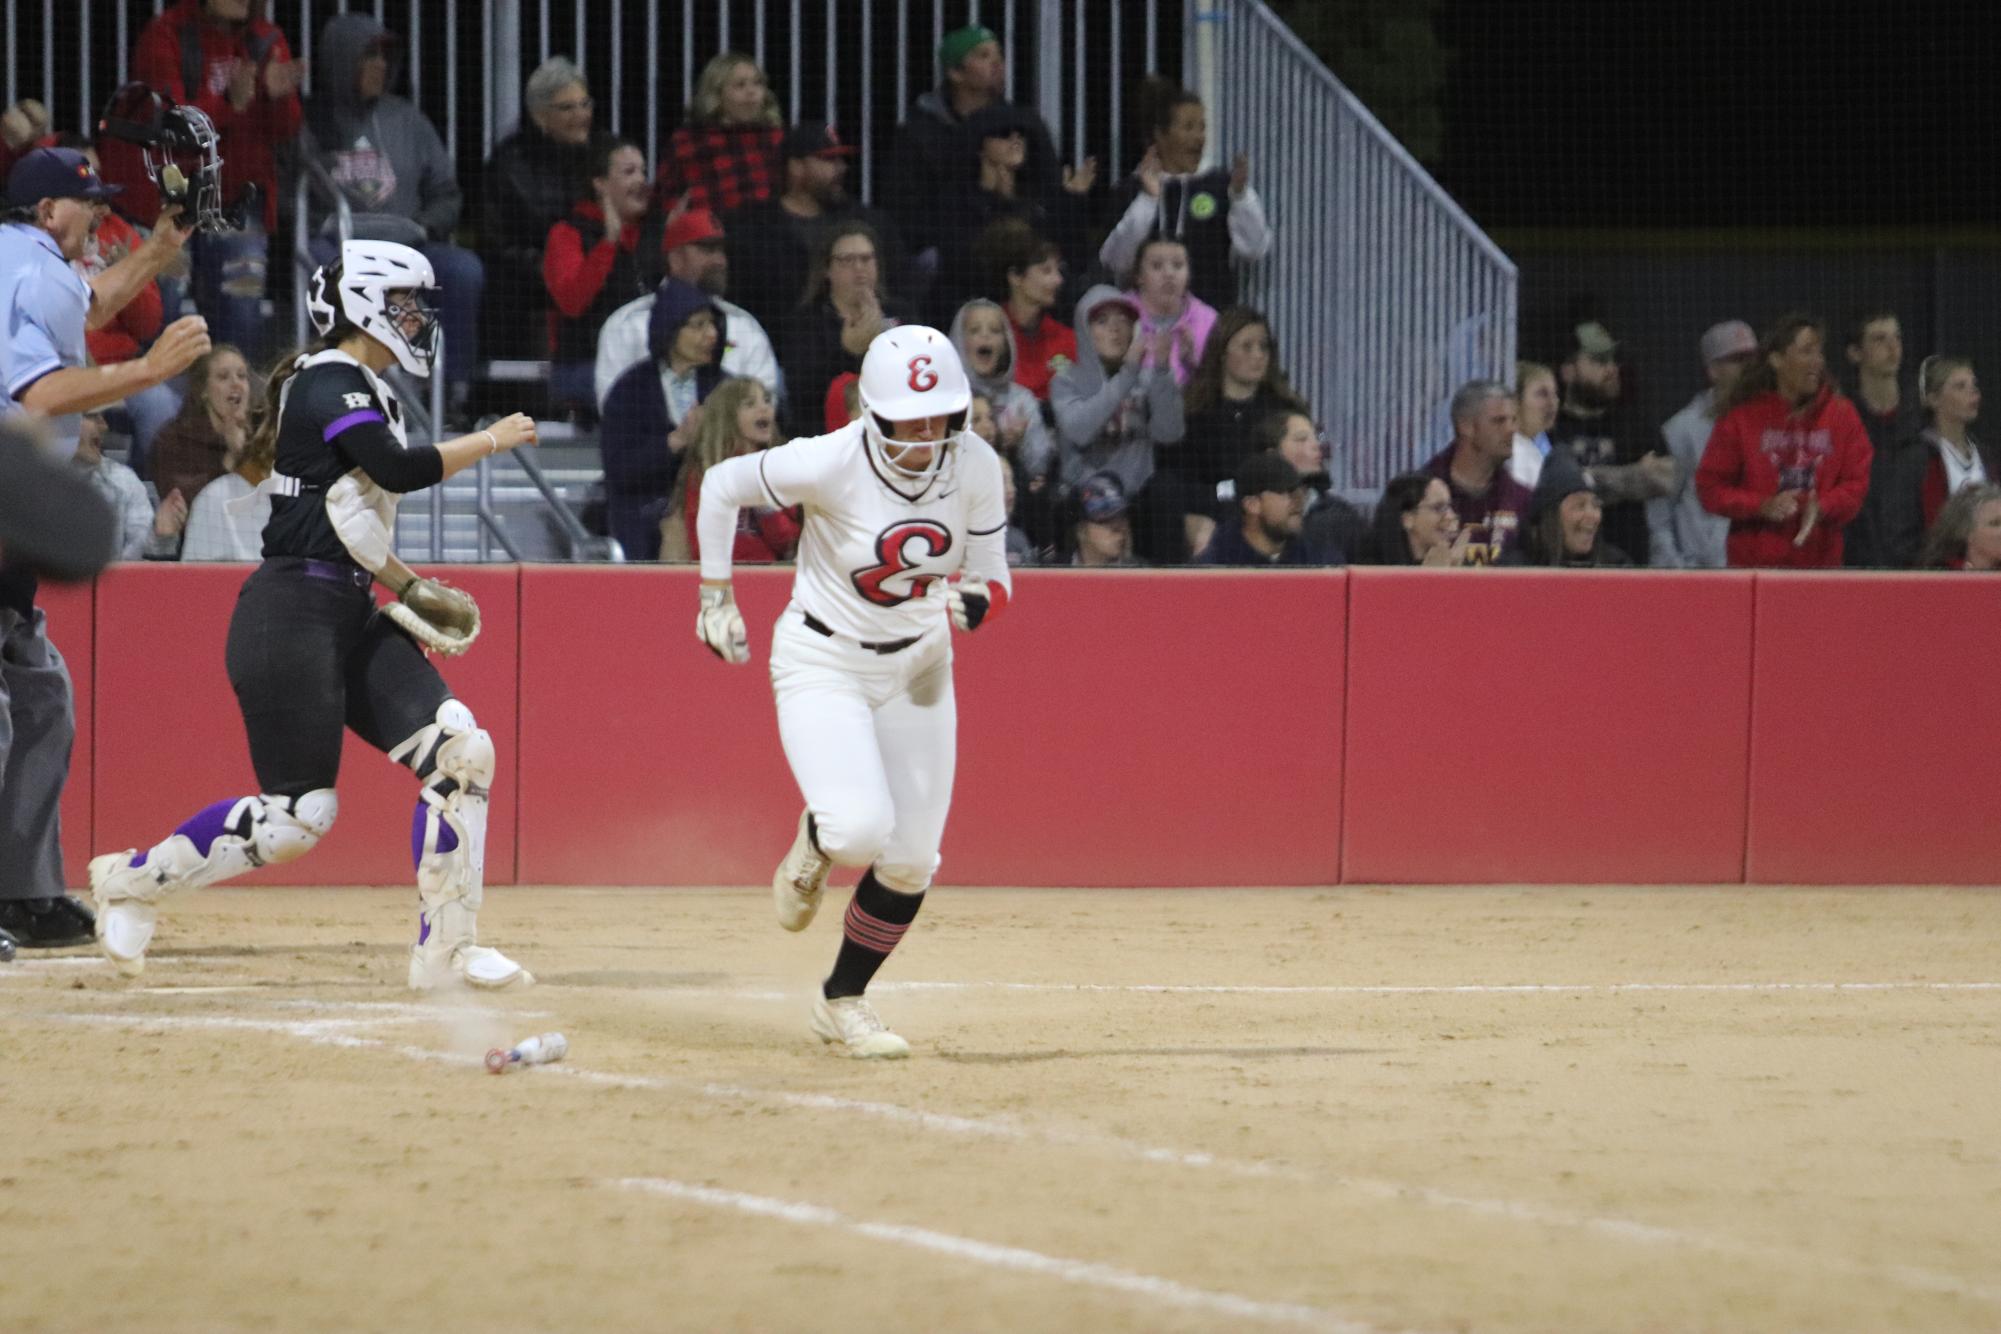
[37,1003,2001,1308]
[877,980,2001,996]
[609,1177,1398,1334]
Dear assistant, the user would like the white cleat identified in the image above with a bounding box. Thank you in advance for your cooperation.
[408,940,535,991]
[88,851,157,978]
[811,995,910,1059]
[773,809,831,932]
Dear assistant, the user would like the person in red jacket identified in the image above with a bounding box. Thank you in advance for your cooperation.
[107,0,304,361]
[1695,313,1872,569]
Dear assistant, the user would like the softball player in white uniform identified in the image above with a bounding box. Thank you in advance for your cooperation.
[695,326,1013,1057]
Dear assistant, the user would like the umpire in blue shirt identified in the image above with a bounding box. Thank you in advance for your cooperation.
[0,146,208,950]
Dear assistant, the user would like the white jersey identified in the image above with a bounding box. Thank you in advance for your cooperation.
[698,422,1013,642]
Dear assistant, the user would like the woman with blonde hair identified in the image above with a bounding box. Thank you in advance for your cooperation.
[1883,356,1997,568]
[659,377,798,563]
[1509,360,1558,488]
[657,51,785,214]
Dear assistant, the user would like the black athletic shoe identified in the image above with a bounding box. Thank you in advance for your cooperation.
[0,896,96,948]
[0,927,17,963]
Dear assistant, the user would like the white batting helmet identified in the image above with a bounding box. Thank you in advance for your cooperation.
[858,325,970,480]
[306,240,442,377]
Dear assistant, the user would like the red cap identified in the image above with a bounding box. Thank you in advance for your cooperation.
[662,207,725,251]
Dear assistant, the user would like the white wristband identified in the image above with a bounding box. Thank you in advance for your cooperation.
[481,429,499,456]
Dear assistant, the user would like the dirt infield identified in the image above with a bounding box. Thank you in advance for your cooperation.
[2,884,1997,1333]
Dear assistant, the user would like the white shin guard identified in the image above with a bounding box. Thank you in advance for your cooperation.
[90,791,337,976]
[393,701,530,990]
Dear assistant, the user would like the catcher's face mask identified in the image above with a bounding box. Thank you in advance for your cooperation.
[98,83,246,233]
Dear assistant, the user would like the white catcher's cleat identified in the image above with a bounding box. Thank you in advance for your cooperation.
[409,938,535,991]
[89,851,159,978]
[811,995,910,1059]
[773,809,831,932]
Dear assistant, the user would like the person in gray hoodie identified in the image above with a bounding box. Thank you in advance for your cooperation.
[1051,285,1188,561]
[303,13,482,390]
[950,297,1059,549]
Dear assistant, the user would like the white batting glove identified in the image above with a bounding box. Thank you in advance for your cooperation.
[947,576,994,633]
[696,584,750,664]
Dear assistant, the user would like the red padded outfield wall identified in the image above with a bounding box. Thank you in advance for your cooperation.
[45,563,2001,887]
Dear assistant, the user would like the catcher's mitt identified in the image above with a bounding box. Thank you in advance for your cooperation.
[384,576,481,656]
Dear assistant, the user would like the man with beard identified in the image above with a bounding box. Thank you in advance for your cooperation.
[1196,452,1331,566]
[592,208,781,410]
[721,123,908,334]
[1546,319,1676,565]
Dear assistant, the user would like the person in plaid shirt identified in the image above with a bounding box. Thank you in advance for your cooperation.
[656,52,784,217]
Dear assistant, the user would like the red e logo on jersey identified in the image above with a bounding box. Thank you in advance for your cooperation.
[852,520,954,607]
[907,356,938,392]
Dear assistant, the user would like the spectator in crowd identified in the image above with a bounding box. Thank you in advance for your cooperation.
[593,208,780,411]
[1100,81,1270,310]
[69,412,174,560]
[776,221,912,436]
[1880,356,1995,569]
[1128,235,1216,388]
[1181,306,1309,505]
[150,343,251,513]
[1647,320,1753,569]
[1,145,208,949]
[1352,472,1473,566]
[822,370,861,432]
[1260,410,1365,561]
[947,297,1056,491]
[1068,471,1142,568]
[599,278,725,559]
[967,390,1037,565]
[1917,483,2001,571]
[179,400,273,561]
[1198,452,1330,567]
[887,25,1064,274]
[112,0,302,360]
[985,220,1075,402]
[1508,360,1558,488]
[303,13,482,401]
[1547,319,1675,564]
[53,134,178,479]
[543,137,664,410]
[658,52,784,216]
[1696,312,1872,569]
[1841,308,1918,567]
[933,103,1095,320]
[725,122,861,329]
[1424,379,1532,565]
[1052,285,1186,562]
[0,98,49,183]
[480,57,610,359]
[1525,449,1630,567]
[657,376,795,563]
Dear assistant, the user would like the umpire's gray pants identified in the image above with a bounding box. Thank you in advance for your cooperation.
[0,606,73,900]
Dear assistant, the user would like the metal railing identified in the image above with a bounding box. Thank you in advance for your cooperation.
[1188,0,1516,490]
[14,0,1509,505]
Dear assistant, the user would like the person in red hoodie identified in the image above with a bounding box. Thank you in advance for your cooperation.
[1695,313,1872,569]
[107,0,304,361]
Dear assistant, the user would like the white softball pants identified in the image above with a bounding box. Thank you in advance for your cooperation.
[769,606,956,894]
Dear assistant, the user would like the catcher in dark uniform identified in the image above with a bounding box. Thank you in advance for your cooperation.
[88,240,539,988]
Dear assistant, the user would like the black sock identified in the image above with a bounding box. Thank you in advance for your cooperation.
[822,871,924,1000]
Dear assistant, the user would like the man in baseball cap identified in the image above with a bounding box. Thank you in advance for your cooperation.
[725,123,907,334]
[0,147,209,951]
[1199,452,1329,566]
[1652,319,1758,568]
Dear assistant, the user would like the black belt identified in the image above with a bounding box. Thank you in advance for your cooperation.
[803,612,920,655]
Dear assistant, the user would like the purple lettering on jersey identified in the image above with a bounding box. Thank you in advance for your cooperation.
[411,801,459,868]
[324,408,387,441]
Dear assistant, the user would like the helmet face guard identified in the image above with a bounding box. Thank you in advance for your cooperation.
[309,241,444,376]
[857,326,971,483]
[98,83,247,233]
